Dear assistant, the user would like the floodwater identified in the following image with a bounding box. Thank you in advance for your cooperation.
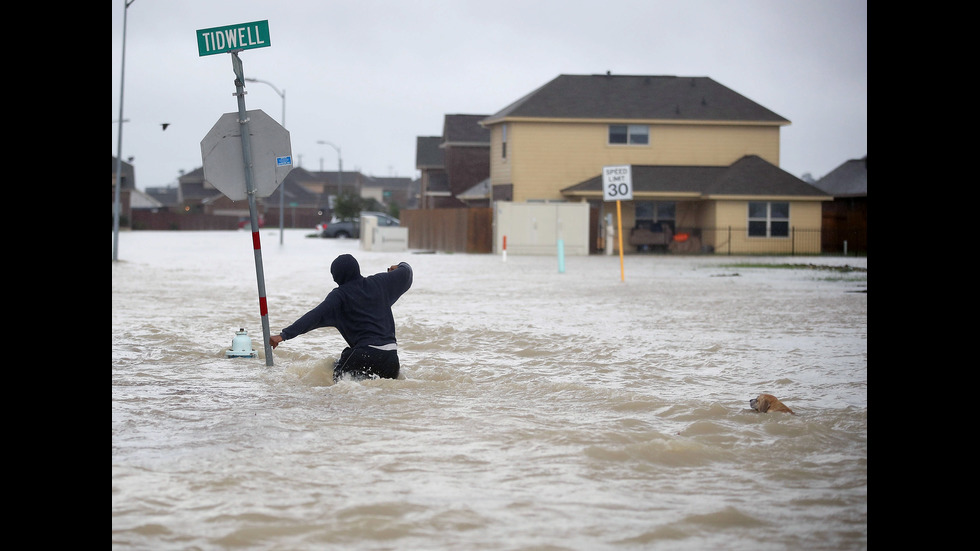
[111,229,867,550]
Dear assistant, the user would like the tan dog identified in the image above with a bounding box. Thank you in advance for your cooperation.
[749,393,795,414]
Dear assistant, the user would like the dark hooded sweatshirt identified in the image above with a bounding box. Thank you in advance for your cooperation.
[279,255,413,349]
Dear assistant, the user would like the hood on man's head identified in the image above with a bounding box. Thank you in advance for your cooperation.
[331,254,362,285]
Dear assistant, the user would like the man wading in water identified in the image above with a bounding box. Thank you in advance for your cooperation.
[270,254,413,381]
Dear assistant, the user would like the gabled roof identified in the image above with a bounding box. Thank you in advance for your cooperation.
[361,175,413,190]
[281,166,321,185]
[483,74,789,124]
[457,178,491,200]
[266,167,326,205]
[179,166,205,183]
[561,155,830,200]
[812,156,867,198]
[442,114,490,145]
[416,136,444,168]
[178,166,218,201]
[129,188,164,209]
[145,185,179,207]
[112,155,137,189]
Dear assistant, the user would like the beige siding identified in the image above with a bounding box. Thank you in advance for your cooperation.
[704,200,823,254]
[649,124,780,167]
[489,125,512,185]
[793,201,824,228]
[603,199,822,255]
[711,199,821,227]
[489,120,781,202]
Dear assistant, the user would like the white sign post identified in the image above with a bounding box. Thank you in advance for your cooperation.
[602,165,633,281]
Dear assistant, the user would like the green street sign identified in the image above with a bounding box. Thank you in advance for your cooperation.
[197,20,270,56]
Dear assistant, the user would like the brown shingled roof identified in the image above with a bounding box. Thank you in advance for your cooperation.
[484,74,789,123]
[562,155,828,198]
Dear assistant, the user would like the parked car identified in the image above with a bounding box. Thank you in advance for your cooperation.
[318,212,400,238]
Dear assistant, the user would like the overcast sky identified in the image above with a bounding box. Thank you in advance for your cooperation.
[111,0,867,191]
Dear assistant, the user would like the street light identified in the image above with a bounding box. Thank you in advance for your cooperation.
[113,0,136,262]
[317,140,343,194]
[245,77,286,245]
[244,78,285,127]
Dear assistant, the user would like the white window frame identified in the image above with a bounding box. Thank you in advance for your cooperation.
[747,201,790,238]
[608,124,649,145]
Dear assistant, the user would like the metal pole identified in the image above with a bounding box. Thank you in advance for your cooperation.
[244,77,286,245]
[280,88,285,244]
[232,52,275,366]
[616,200,625,281]
[318,140,342,195]
[113,0,135,261]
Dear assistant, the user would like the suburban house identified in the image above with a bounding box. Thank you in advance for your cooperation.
[560,155,829,254]
[812,156,867,254]
[441,114,490,202]
[476,73,832,254]
[110,156,137,224]
[416,114,491,209]
[361,175,419,211]
[415,136,449,209]
[123,162,416,231]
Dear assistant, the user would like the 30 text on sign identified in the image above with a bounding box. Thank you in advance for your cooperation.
[602,165,633,201]
[197,20,270,57]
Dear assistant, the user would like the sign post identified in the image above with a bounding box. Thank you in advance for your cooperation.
[602,165,633,282]
[198,20,281,366]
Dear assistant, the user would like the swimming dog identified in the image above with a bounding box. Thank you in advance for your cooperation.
[749,393,795,414]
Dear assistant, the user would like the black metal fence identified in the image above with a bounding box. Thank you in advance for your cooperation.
[626,226,865,256]
[686,226,823,256]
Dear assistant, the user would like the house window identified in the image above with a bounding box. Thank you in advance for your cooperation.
[609,124,649,145]
[748,201,789,237]
[501,123,508,159]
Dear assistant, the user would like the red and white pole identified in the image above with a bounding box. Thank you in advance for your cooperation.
[233,52,274,366]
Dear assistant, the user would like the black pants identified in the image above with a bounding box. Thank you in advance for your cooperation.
[333,347,400,381]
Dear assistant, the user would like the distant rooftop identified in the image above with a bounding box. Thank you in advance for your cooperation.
[812,157,867,198]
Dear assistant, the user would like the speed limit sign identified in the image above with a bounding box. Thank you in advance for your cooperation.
[602,165,632,281]
[602,165,633,201]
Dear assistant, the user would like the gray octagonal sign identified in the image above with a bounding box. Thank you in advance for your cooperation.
[201,109,293,201]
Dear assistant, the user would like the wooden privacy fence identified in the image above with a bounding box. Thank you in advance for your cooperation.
[400,208,492,253]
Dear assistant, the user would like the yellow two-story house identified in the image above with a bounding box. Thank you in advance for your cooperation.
[479,74,830,254]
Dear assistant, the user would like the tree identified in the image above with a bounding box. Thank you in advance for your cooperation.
[332,192,364,220]
[332,192,398,220]
[362,197,384,213]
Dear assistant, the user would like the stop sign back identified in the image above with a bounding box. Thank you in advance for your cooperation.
[201,109,293,201]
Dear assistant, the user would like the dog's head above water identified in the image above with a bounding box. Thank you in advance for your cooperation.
[750,393,795,414]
